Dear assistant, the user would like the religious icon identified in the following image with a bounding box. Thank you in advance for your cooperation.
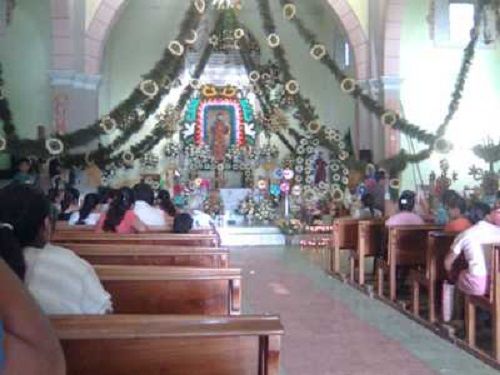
[314,151,327,185]
[209,111,230,162]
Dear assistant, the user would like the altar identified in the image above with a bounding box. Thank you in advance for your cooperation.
[220,188,252,225]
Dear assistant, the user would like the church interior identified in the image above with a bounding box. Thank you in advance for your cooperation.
[1,0,500,374]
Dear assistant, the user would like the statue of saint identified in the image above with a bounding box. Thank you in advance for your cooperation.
[314,152,327,185]
[211,112,230,163]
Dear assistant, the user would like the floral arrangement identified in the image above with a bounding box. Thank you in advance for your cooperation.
[203,192,224,217]
[276,218,303,235]
[164,142,181,158]
[186,144,214,170]
[253,198,277,223]
[429,159,458,199]
[238,195,257,219]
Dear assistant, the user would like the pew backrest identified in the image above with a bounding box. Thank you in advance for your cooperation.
[489,244,500,304]
[52,314,283,375]
[65,243,229,268]
[387,225,443,266]
[333,217,359,249]
[358,220,384,257]
[96,265,241,315]
[426,231,458,282]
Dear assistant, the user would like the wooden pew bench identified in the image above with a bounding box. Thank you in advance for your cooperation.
[411,231,458,323]
[53,232,219,247]
[55,221,215,235]
[464,244,500,361]
[377,225,442,302]
[349,220,384,286]
[52,314,283,375]
[331,217,360,274]
[65,243,229,268]
[95,265,241,315]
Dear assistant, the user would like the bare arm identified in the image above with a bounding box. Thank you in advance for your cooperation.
[444,251,459,273]
[0,260,65,375]
[133,216,148,233]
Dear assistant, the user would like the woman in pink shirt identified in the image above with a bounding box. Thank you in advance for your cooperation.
[97,187,147,234]
[385,190,425,227]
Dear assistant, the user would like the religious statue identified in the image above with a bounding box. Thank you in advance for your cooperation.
[211,112,230,162]
[314,152,327,185]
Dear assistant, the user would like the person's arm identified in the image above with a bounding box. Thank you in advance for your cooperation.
[132,213,148,233]
[445,234,465,273]
[0,260,65,375]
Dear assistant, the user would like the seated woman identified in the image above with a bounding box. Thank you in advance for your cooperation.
[0,184,112,315]
[385,190,425,227]
[156,189,176,229]
[445,206,500,296]
[0,259,66,374]
[444,196,472,233]
[68,193,101,226]
[352,193,382,220]
[96,187,147,234]
[57,188,80,221]
[173,213,194,234]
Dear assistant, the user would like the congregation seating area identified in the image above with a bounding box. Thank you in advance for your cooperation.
[49,223,284,374]
[328,217,500,366]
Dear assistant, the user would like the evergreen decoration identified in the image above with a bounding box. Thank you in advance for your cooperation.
[473,139,500,172]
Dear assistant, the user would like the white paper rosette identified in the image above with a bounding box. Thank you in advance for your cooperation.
[234,28,245,40]
[283,4,296,20]
[194,0,206,13]
[381,111,398,127]
[185,29,198,45]
[285,80,299,95]
[45,138,64,155]
[190,79,201,90]
[140,79,159,98]
[168,41,185,56]
[122,151,135,165]
[267,33,281,48]
[249,71,260,83]
[100,116,117,134]
[0,136,6,151]
[208,34,219,46]
[331,187,344,202]
[389,178,401,190]
[340,78,357,94]
[307,121,321,134]
[310,44,327,60]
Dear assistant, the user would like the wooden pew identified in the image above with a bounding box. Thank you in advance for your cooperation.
[52,314,283,375]
[377,225,442,302]
[96,265,241,315]
[331,217,359,274]
[464,244,500,361]
[349,220,384,286]
[53,232,219,247]
[65,243,229,268]
[411,231,458,323]
[55,221,214,235]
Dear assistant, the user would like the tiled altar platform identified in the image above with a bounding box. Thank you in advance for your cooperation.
[218,225,286,246]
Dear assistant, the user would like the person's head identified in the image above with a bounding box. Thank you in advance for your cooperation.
[398,190,416,212]
[361,192,376,216]
[61,188,80,212]
[157,189,176,217]
[173,213,193,234]
[17,158,31,174]
[441,189,460,207]
[0,184,51,279]
[375,170,386,185]
[446,196,466,220]
[103,187,135,232]
[467,201,491,225]
[489,207,500,226]
[495,191,500,209]
[134,183,155,205]
[77,193,100,225]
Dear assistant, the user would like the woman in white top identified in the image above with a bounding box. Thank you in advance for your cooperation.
[68,193,101,226]
[0,184,112,315]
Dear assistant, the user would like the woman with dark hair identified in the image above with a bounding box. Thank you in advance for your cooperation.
[157,189,177,217]
[353,193,382,219]
[58,187,80,221]
[68,193,101,226]
[0,184,112,315]
[97,187,147,234]
[385,190,424,227]
[467,201,491,225]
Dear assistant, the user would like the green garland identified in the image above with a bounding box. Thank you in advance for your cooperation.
[2,1,205,159]
[473,140,500,172]
[0,63,15,138]
[279,0,485,149]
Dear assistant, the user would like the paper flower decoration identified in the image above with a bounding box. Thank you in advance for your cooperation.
[0,136,6,151]
[140,79,159,98]
[185,29,198,45]
[45,138,64,155]
[310,44,327,60]
[340,78,357,94]
[257,179,267,190]
[283,4,296,20]
[234,28,245,40]
[121,151,135,165]
[389,178,400,190]
[168,41,185,56]
[434,138,453,154]
[202,85,218,98]
[291,185,302,196]
[194,0,206,13]
[249,71,260,83]
[331,187,344,202]
[208,34,219,46]
[190,79,201,90]
[307,121,321,134]
[285,80,299,95]
[381,111,398,127]
[100,116,117,134]
[267,33,281,48]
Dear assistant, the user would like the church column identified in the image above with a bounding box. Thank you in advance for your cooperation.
[381,75,403,158]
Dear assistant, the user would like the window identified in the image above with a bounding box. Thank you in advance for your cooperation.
[344,42,351,67]
[449,2,475,44]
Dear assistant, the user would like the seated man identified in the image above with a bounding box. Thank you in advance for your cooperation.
[445,206,500,296]
[385,190,425,227]
[444,196,472,233]
[133,183,166,227]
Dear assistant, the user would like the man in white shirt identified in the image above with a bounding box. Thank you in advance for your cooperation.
[445,207,500,296]
[133,183,166,227]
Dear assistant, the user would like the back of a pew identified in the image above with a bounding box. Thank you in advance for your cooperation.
[331,217,360,274]
[55,221,213,235]
[65,243,229,268]
[52,314,283,375]
[96,265,241,315]
[53,232,219,247]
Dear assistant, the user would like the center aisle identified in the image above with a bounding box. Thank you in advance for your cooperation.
[230,246,498,375]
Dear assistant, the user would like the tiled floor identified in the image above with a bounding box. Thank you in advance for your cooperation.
[231,246,499,375]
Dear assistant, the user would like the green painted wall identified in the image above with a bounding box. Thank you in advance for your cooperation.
[400,0,500,190]
[0,0,52,167]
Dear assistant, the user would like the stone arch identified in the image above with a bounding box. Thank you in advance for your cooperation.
[324,0,369,80]
[84,0,128,75]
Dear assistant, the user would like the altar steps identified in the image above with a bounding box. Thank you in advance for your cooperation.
[218,226,285,247]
